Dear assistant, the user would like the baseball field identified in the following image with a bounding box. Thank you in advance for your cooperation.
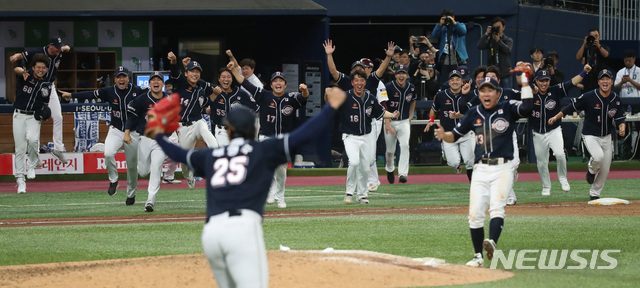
[1,165,639,287]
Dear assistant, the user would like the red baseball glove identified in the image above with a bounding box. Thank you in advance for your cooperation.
[145,93,181,137]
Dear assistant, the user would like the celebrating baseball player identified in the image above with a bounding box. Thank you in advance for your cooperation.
[124,72,169,212]
[12,54,52,193]
[227,51,308,209]
[361,58,389,192]
[383,64,416,184]
[548,69,626,200]
[425,68,474,181]
[529,64,591,196]
[60,66,146,199]
[10,36,70,164]
[334,70,400,204]
[435,63,533,267]
[146,86,347,288]
[167,51,219,189]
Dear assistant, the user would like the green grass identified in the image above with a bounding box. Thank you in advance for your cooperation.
[1,178,639,287]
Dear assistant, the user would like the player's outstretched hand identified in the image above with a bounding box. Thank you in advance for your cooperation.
[462,82,471,95]
[226,50,235,59]
[167,52,177,64]
[385,41,396,57]
[325,87,346,109]
[424,122,433,132]
[433,123,445,141]
[299,83,308,93]
[227,61,235,70]
[323,39,335,55]
[212,86,222,96]
[58,90,72,100]
[182,57,191,68]
[619,123,626,137]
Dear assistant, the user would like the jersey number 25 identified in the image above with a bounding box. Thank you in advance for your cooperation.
[211,156,248,187]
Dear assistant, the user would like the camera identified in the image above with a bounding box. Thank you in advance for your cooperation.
[444,17,453,26]
[420,61,435,69]
[543,57,554,68]
[491,25,501,36]
[586,35,596,46]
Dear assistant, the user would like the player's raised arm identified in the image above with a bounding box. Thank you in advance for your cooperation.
[226,50,242,75]
[376,41,397,79]
[288,87,346,148]
[323,39,340,81]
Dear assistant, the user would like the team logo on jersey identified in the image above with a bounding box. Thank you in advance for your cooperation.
[405,94,413,102]
[218,98,225,104]
[187,86,193,92]
[133,93,137,97]
[366,106,372,116]
[270,102,276,108]
[595,104,601,109]
[55,60,60,68]
[352,103,358,109]
[41,87,49,97]
[148,104,153,108]
[114,99,118,103]
[491,118,509,133]
[281,105,294,116]
[446,99,451,104]
[545,99,556,110]
[498,109,504,114]
[608,108,617,118]
[475,119,482,125]
[199,96,204,107]
[535,100,541,105]
[230,101,241,109]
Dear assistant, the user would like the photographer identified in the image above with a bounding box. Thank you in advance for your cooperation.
[575,28,610,92]
[477,17,513,88]
[432,9,468,85]
[411,49,440,100]
[545,51,564,86]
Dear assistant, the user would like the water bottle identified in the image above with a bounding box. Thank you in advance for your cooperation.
[84,99,89,103]
[159,58,164,71]
[73,98,78,103]
[96,56,101,69]
[106,75,111,86]
[149,58,154,71]
[627,105,632,116]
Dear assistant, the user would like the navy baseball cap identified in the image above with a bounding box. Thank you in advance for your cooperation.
[114,66,129,76]
[49,36,65,49]
[186,61,202,71]
[360,58,374,68]
[478,77,500,90]
[351,61,365,70]
[149,71,164,81]
[395,64,409,74]
[536,69,551,80]
[598,69,614,79]
[224,106,255,136]
[449,69,463,79]
[271,71,286,82]
[458,65,471,80]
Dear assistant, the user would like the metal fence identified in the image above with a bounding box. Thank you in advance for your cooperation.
[599,0,640,40]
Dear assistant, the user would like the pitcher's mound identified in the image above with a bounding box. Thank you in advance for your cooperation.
[0,250,513,288]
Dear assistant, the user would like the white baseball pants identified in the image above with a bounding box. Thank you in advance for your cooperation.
[368,119,383,186]
[532,127,568,190]
[104,126,139,198]
[384,119,411,177]
[177,119,218,181]
[259,134,287,204]
[343,133,371,198]
[215,125,230,147]
[13,112,41,179]
[468,161,513,229]
[49,83,64,152]
[138,136,165,205]
[583,134,613,197]
[442,131,475,170]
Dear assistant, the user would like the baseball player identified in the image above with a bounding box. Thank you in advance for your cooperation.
[60,66,145,198]
[146,86,348,288]
[360,58,388,192]
[227,56,308,209]
[549,69,626,200]
[335,70,399,204]
[12,54,52,193]
[383,64,416,183]
[124,72,168,211]
[10,36,70,164]
[167,52,219,189]
[435,64,533,268]
[208,68,258,146]
[425,69,475,181]
[530,65,591,196]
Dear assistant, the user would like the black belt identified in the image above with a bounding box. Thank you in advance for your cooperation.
[15,109,34,115]
[205,209,242,223]
[180,121,194,126]
[215,125,226,129]
[478,158,506,165]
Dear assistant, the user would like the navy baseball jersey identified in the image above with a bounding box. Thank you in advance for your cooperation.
[170,63,213,122]
[453,99,532,163]
[529,81,574,133]
[22,46,63,82]
[72,84,147,131]
[432,88,472,131]
[560,90,626,137]
[125,90,167,134]
[13,70,51,111]
[208,86,258,126]
[385,81,416,120]
[336,71,382,94]
[241,81,307,136]
[468,87,520,107]
[337,90,386,135]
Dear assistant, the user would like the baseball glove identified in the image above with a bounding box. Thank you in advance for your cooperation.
[34,105,51,121]
[145,93,181,137]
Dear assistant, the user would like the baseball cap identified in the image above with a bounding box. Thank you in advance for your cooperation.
[449,69,462,79]
[186,61,202,72]
[114,66,130,76]
[360,58,374,68]
[535,69,551,80]
[149,71,164,81]
[49,36,65,49]
[270,71,286,82]
[478,77,500,90]
[351,61,365,70]
[224,106,256,137]
[395,64,409,74]
[394,46,403,53]
[598,69,614,79]
[458,65,471,80]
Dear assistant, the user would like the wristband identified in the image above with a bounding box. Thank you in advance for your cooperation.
[429,116,435,123]
[579,71,587,78]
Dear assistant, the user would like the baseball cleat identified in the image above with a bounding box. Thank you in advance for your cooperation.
[17,180,26,194]
[387,171,395,184]
[454,163,462,175]
[344,194,353,204]
[483,239,496,260]
[541,188,551,196]
[145,203,154,212]
[399,175,407,183]
[107,181,119,196]
[162,178,182,184]
[368,183,379,192]
[126,197,135,206]
[187,178,196,189]
[27,168,36,179]
[357,196,369,204]
[51,149,68,165]
[586,170,595,184]
[465,253,484,267]
[506,198,517,206]
[560,181,571,192]
[277,201,287,209]
[266,194,275,204]
[590,195,600,201]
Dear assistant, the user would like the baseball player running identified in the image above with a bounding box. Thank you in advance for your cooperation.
[425,69,474,181]
[124,72,168,211]
[335,70,399,204]
[60,66,146,199]
[12,54,52,193]
[549,69,626,200]
[227,54,308,209]
[167,52,219,189]
[147,86,348,288]
[435,64,533,267]
[530,65,591,196]
[383,64,416,183]
[361,58,389,192]
[10,36,70,164]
